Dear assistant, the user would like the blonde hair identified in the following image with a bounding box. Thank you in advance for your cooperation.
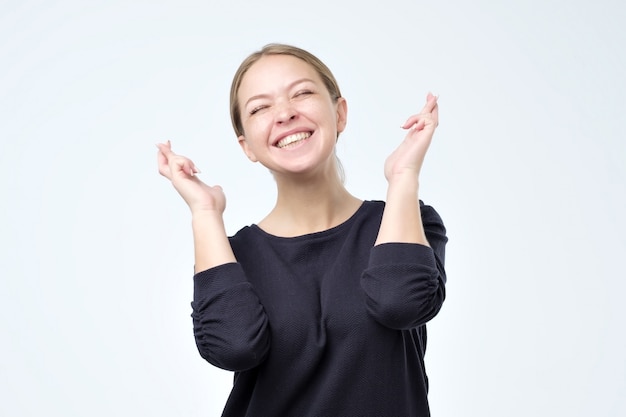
[229,43,343,137]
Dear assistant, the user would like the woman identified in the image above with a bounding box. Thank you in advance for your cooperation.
[157,43,447,417]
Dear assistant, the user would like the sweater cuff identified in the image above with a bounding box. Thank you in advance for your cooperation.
[193,262,248,303]
[368,243,437,268]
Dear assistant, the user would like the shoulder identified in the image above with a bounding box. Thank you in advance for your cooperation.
[228,225,258,255]
[361,199,385,217]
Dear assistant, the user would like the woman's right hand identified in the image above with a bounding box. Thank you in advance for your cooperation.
[156,140,226,214]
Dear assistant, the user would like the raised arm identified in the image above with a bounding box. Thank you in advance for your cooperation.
[363,94,446,330]
[156,140,236,271]
[156,141,269,370]
[375,93,439,246]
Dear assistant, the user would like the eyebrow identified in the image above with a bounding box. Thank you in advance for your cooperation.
[244,78,317,107]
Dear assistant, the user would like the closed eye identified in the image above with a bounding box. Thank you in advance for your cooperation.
[294,90,313,98]
[250,105,269,115]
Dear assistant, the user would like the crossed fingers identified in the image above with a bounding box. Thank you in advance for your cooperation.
[156,140,200,179]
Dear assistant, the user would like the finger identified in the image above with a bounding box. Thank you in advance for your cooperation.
[401,94,437,128]
[413,119,426,131]
[155,140,171,149]
[157,147,169,168]
[420,92,438,114]
[156,146,172,178]
[185,161,195,177]
[184,160,201,177]
[401,115,420,129]
[427,92,439,101]
[406,119,426,135]
[167,154,199,179]
[402,114,428,130]
[157,141,202,177]
[156,142,176,159]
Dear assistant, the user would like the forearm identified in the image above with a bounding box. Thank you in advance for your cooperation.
[191,210,237,272]
[375,174,429,246]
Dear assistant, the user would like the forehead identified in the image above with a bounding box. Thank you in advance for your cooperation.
[238,54,322,96]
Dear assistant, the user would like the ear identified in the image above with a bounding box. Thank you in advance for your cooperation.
[238,135,258,162]
[335,97,348,134]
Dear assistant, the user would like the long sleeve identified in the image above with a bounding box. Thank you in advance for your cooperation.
[191,262,270,371]
[361,203,447,330]
[203,201,446,416]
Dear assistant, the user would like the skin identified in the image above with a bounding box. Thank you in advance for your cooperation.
[156,54,439,272]
[236,55,345,173]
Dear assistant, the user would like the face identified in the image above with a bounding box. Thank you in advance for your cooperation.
[237,54,347,177]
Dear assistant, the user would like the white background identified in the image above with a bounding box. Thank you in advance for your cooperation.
[1,0,625,416]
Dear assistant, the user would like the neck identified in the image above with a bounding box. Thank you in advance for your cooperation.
[259,170,362,237]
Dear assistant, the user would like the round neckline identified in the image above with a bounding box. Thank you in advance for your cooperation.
[248,200,374,242]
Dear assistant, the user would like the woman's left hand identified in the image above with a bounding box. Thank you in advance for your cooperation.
[384,92,439,183]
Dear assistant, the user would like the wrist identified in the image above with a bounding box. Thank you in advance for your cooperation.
[191,209,226,230]
[190,207,224,218]
[386,173,420,194]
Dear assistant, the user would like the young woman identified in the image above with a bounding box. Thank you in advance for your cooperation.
[157,43,447,417]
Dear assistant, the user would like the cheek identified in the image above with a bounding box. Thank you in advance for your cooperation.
[243,113,265,131]
[301,102,334,125]
[243,117,272,144]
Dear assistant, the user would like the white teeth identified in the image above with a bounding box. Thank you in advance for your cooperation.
[276,132,311,148]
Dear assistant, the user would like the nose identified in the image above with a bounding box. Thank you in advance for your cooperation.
[275,101,297,124]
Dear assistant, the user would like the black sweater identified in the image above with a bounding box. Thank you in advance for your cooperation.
[191,200,448,417]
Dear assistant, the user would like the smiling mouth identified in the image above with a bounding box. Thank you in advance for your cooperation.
[275,132,312,148]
